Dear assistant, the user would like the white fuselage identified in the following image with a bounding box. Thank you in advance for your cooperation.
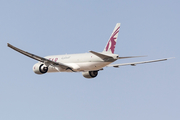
[41,53,117,72]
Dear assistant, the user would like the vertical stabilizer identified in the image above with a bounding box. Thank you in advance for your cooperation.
[103,23,121,54]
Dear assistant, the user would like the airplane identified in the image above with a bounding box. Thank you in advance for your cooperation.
[7,23,173,78]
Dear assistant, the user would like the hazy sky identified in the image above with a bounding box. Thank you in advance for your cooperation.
[1,0,180,120]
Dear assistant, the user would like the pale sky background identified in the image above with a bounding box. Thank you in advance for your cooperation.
[0,0,180,120]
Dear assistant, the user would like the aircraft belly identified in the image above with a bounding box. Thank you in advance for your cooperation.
[46,61,112,73]
[77,62,111,71]
[47,66,73,73]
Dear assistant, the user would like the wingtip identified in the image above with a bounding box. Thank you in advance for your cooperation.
[167,57,175,60]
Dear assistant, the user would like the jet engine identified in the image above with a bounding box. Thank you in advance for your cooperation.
[33,63,48,74]
[82,71,98,78]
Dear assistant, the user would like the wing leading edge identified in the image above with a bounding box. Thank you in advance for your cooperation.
[7,43,71,70]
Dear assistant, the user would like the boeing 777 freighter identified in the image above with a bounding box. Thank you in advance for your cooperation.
[8,23,172,78]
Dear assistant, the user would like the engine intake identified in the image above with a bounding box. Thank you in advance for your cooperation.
[82,71,98,78]
[33,63,48,74]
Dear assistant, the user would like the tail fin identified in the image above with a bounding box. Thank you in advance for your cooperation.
[103,23,121,54]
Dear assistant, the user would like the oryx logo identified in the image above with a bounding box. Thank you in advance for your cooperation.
[105,26,120,53]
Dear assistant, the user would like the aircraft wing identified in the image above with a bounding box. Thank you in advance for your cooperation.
[107,58,174,67]
[7,43,71,69]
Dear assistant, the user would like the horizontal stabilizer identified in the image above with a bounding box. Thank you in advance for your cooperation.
[118,55,146,59]
[89,51,113,60]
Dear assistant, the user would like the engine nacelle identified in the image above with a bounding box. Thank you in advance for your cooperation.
[33,63,48,74]
[82,71,98,78]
